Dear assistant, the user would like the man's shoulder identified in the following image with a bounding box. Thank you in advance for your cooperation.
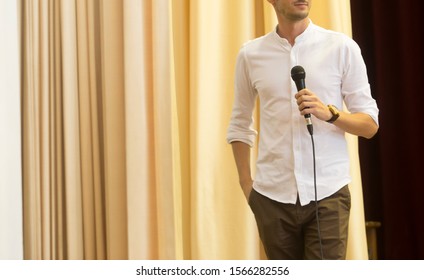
[311,23,355,46]
[239,31,275,53]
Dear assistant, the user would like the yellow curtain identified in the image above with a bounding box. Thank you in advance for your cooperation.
[21,0,367,260]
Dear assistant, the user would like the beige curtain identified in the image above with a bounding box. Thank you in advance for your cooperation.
[21,0,367,260]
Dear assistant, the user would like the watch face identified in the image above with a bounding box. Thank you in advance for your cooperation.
[327,105,340,123]
[329,105,339,115]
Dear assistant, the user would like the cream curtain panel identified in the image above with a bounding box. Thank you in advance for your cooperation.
[20,0,367,260]
[0,0,23,260]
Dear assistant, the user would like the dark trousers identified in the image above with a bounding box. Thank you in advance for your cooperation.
[248,185,351,260]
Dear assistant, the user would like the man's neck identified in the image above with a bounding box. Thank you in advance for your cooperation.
[276,18,310,46]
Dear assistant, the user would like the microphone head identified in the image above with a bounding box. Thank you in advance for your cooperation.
[291,65,305,82]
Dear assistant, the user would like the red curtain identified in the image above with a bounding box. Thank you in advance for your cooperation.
[351,1,424,259]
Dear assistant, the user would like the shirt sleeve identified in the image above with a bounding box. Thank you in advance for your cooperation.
[341,37,379,126]
[226,45,258,146]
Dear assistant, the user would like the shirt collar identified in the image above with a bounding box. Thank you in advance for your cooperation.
[272,19,315,46]
[295,19,314,43]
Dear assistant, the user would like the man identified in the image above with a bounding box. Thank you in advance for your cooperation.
[226,0,379,260]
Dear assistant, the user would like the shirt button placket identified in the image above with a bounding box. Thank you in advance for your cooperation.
[290,46,304,203]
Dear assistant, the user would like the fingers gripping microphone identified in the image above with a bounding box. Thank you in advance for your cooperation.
[291,65,313,135]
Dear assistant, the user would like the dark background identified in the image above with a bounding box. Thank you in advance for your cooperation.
[351,0,424,259]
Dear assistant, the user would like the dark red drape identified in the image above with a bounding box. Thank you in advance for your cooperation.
[350,1,424,259]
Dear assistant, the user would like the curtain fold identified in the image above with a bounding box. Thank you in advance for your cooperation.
[124,0,159,260]
[186,0,272,260]
[98,0,128,260]
[20,0,367,260]
[76,0,106,260]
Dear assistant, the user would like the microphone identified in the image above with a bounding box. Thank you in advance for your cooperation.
[291,65,313,135]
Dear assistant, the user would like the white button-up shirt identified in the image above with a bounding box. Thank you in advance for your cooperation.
[227,22,379,206]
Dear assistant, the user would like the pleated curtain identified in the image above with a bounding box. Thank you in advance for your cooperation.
[19,0,367,260]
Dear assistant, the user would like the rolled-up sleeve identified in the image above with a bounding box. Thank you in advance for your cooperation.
[341,38,379,126]
[226,46,258,147]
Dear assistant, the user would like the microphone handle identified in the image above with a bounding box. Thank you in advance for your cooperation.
[295,80,312,125]
[295,81,313,135]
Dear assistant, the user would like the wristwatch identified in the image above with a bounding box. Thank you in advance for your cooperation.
[326,105,340,123]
